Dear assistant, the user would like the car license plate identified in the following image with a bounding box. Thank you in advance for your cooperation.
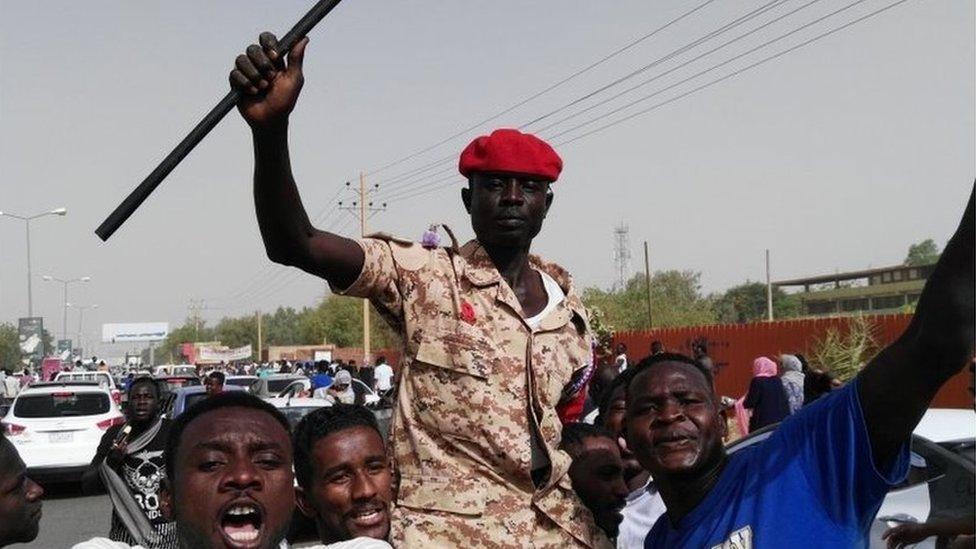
[49,432,73,443]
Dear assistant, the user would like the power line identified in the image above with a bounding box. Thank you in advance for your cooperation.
[361,0,721,180]
[229,213,358,311]
[521,0,792,130]
[214,206,346,307]
[375,0,805,202]
[380,171,460,202]
[215,182,346,303]
[555,0,911,146]
[380,0,916,206]
[531,0,826,135]
[546,0,873,141]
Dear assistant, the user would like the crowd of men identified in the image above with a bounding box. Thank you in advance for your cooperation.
[1,29,973,548]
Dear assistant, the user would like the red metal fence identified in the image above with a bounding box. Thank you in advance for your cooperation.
[614,314,971,408]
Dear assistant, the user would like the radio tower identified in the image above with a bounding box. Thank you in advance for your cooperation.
[613,224,631,290]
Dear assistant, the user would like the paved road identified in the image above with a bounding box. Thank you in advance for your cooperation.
[16,482,112,549]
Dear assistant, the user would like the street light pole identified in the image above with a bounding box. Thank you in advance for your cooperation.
[26,219,33,317]
[0,207,68,317]
[42,275,91,340]
[69,303,98,356]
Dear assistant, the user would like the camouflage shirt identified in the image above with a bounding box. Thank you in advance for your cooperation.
[336,232,607,548]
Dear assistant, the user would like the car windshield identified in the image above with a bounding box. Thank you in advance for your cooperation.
[163,378,201,391]
[14,392,110,418]
[226,378,257,388]
[58,373,111,389]
[267,378,300,393]
[277,407,319,429]
[182,393,208,412]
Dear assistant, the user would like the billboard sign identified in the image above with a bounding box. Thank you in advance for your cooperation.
[102,322,169,343]
[57,339,73,360]
[197,344,253,363]
[18,317,44,364]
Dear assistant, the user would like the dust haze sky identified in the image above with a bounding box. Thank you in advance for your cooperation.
[1,0,973,357]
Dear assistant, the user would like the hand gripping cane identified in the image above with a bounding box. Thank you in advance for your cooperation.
[95,0,344,241]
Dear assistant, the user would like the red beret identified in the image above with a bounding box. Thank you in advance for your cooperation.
[458,129,563,182]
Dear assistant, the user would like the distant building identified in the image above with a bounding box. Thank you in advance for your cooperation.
[774,263,935,317]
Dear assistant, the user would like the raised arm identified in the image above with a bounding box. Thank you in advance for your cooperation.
[231,32,363,290]
[858,186,975,465]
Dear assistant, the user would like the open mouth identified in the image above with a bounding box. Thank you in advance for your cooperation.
[219,501,264,547]
[654,434,695,451]
[347,504,387,530]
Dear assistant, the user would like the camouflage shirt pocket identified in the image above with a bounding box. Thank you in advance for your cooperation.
[409,330,494,439]
[396,474,486,517]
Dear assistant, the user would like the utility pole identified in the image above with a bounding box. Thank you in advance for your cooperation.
[643,241,653,329]
[188,299,208,340]
[339,173,387,365]
[360,173,370,365]
[256,310,263,362]
[765,249,774,322]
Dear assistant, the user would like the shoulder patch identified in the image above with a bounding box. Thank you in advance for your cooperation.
[363,231,429,271]
[364,231,415,246]
[390,241,430,271]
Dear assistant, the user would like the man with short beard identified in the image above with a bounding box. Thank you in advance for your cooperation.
[82,377,176,548]
[627,193,974,548]
[293,404,393,544]
[0,432,44,548]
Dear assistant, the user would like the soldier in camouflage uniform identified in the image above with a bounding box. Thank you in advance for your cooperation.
[230,32,609,548]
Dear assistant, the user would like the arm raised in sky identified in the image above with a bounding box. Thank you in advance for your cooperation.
[858,186,975,465]
[230,32,363,290]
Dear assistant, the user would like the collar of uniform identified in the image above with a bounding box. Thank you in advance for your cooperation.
[459,240,589,331]
[459,239,576,290]
[459,240,501,287]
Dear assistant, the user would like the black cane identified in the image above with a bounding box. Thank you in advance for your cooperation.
[95,0,344,241]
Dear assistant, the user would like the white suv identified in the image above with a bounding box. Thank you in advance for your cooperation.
[54,371,122,406]
[1,381,124,482]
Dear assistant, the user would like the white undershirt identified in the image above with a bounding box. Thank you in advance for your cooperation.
[525,270,565,329]
[527,269,566,473]
[617,481,667,549]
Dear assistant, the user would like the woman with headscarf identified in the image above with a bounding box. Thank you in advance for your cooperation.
[325,369,357,405]
[780,354,805,414]
[743,356,791,432]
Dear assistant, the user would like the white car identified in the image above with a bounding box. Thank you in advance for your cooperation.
[277,377,381,407]
[54,371,122,406]
[1,381,125,482]
[153,364,197,377]
[224,375,259,389]
[263,396,332,429]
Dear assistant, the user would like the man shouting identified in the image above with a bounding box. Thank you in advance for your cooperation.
[230,32,606,548]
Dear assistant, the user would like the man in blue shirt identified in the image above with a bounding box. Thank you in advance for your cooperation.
[311,360,334,391]
[628,190,973,548]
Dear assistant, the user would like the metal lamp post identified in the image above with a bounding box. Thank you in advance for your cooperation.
[68,303,98,357]
[43,275,91,340]
[0,207,67,317]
